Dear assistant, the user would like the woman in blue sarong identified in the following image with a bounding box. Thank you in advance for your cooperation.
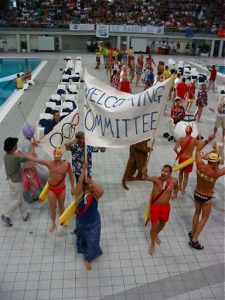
[74,164,104,270]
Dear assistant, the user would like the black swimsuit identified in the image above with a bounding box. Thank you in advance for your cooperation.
[194,191,212,204]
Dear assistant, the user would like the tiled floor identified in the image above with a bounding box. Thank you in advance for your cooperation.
[0,53,224,300]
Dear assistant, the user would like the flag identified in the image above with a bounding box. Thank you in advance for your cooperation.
[39,108,80,157]
[84,71,171,148]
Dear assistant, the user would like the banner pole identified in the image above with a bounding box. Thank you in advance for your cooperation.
[146,138,155,168]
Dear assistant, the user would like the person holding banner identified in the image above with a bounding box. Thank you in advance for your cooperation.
[74,163,104,270]
[143,165,178,255]
[17,148,75,233]
[122,140,152,190]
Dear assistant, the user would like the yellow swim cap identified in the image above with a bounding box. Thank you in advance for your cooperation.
[208,153,220,163]
[53,148,62,156]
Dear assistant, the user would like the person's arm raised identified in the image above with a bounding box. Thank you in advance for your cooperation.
[64,138,77,150]
[142,167,158,182]
[216,167,225,177]
[16,150,50,167]
[67,164,75,196]
[87,177,104,201]
[196,133,215,151]
[74,164,86,199]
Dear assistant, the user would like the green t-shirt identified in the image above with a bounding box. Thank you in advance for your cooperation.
[4,153,26,182]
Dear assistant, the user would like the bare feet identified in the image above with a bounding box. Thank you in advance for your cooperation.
[155,236,161,245]
[57,225,67,236]
[181,190,186,195]
[84,260,92,270]
[149,243,155,255]
[48,224,56,232]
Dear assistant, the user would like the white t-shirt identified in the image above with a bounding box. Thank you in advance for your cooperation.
[21,138,35,169]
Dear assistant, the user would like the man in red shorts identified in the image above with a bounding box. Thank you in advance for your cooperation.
[143,165,178,255]
[173,126,214,194]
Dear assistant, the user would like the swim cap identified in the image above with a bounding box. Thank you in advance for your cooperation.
[53,148,62,156]
[22,124,35,139]
[185,125,193,134]
[208,153,220,163]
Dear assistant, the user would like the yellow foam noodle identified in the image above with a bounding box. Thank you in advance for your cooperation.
[144,191,153,226]
[172,156,195,172]
[39,182,49,202]
[59,198,81,225]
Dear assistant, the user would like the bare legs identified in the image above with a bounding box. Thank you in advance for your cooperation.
[178,171,189,194]
[213,127,225,143]
[48,190,65,232]
[194,107,203,122]
[186,101,193,112]
[192,200,212,243]
[135,74,141,87]
[149,221,165,255]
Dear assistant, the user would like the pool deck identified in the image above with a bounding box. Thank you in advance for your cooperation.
[0,52,224,300]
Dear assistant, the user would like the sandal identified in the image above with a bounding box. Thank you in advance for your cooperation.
[189,240,204,250]
[188,231,193,240]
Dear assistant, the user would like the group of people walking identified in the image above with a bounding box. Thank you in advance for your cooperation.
[1,52,225,271]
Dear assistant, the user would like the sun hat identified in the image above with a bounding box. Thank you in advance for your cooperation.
[208,153,220,163]
[4,137,18,152]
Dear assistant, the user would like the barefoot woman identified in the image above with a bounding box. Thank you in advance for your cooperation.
[143,165,178,255]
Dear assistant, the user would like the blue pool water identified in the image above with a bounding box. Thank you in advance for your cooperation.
[0,58,41,106]
[218,66,225,75]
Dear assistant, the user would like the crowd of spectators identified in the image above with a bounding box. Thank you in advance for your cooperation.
[0,0,224,34]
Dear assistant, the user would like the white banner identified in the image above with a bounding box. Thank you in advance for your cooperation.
[69,24,95,31]
[40,108,80,157]
[96,24,109,38]
[110,25,164,35]
[84,71,171,148]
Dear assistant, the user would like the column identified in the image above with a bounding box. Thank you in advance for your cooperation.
[117,36,121,49]
[126,36,130,48]
[26,34,31,52]
[58,36,62,51]
[16,34,20,52]
[218,40,223,57]
[210,40,215,57]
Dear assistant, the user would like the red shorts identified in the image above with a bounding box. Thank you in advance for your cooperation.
[150,203,170,224]
[48,186,65,196]
[178,157,193,174]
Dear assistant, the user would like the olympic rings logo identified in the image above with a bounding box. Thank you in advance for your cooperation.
[49,112,80,148]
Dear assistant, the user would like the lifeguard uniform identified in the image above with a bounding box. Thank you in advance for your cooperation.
[16,77,23,89]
